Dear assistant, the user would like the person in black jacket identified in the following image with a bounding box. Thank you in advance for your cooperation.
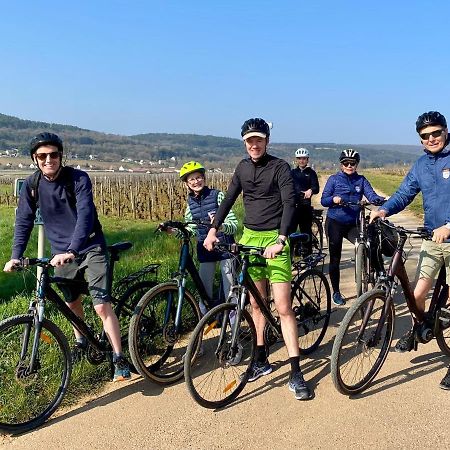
[204,118,312,401]
[291,148,319,255]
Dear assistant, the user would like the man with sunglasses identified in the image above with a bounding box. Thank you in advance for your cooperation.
[321,149,385,306]
[3,132,131,382]
[370,111,450,389]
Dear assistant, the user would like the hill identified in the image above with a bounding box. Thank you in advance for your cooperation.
[0,112,422,169]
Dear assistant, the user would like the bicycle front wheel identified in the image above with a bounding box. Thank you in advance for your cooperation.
[355,243,368,298]
[330,289,394,395]
[0,314,71,434]
[184,303,256,409]
[128,282,201,384]
[291,268,331,354]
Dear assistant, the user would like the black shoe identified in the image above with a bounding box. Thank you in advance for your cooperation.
[332,292,346,306]
[439,367,450,390]
[71,341,87,364]
[394,327,417,353]
[288,371,313,400]
[247,360,272,382]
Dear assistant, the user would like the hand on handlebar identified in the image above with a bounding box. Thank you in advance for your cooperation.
[3,259,21,272]
[50,253,75,267]
[203,228,219,251]
[333,196,342,205]
[263,243,284,259]
[432,225,450,244]
[369,209,388,224]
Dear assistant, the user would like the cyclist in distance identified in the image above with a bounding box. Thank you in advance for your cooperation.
[321,149,385,306]
[3,132,131,382]
[203,118,313,400]
[291,148,320,255]
[370,111,450,389]
[174,161,238,314]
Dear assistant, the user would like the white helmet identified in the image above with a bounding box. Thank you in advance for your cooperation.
[295,148,310,158]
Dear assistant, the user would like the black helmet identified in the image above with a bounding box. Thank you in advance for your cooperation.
[29,132,63,158]
[241,118,271,140]
[415,111,447,132]
[339,148,360,163]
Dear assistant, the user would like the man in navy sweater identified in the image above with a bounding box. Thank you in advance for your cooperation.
[4,132,130,382]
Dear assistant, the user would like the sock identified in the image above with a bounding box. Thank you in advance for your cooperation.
[256,345,267,363]
[76,336,87,347]
[113,352,124,363]
[289,356,301,375]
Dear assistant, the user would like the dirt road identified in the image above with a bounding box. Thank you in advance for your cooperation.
[3,207,450,449]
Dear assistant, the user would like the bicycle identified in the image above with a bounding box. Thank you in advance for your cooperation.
[128,220,229,384]
[330,220,450,395]
[183,237,331,409]
[0,242,159,434]
[340,200,385,298]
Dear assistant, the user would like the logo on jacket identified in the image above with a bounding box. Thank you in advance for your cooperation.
[355,186,361,193]
[443,168,450,179]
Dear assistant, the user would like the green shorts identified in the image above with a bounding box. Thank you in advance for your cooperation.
[239,227,291,283]
[416,240,450,284]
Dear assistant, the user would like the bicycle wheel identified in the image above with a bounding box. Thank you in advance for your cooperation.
[312,217,324,250]
[436,286,450,356]
[0,314,71,434]
[330,289,394,395]
[291,268,331,354]
[128,281,201,384]
[184,302,256,409]
[115,280,158,348]
[355,243,368,298]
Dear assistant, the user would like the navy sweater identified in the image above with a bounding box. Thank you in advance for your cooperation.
[12,168,105,259]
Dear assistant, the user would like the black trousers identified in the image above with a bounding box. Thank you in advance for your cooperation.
[325,217,358,293]
[293,204,313,254]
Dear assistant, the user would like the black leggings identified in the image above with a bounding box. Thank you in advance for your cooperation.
[325,217,358,293]
[293,204,313,254]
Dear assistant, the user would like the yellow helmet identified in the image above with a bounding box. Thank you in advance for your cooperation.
[179,161,205,181]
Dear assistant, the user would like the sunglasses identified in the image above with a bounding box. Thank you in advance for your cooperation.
[419,129,445,141]
[35,151,60,161]
[187,176,204,184]
[341,161,357,167]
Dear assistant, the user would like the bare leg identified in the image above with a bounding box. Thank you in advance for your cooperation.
[66,296,85,340]
[413,277,434,322]
[249,279,269,346]
[94,303,122,354]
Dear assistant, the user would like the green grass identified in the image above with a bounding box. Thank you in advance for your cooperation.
[364,170,424,219]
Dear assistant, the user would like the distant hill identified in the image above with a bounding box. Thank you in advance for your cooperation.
[0,112,422,169]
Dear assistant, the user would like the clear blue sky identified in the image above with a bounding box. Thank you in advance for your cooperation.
[1,0,449,145]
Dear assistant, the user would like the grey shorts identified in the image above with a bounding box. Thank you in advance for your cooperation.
[416,240,450,284]
[55,246,110,306]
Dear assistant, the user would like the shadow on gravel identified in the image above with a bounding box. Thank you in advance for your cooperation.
[39,377,166,431]
[349,351,448,399]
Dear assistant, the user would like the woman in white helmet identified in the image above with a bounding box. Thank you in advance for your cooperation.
[291,148,319,255]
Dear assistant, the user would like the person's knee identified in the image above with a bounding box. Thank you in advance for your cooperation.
[414,278,433,302]
[94,302,113,319]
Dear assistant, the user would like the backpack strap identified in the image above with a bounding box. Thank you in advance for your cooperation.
[29,166,77,209]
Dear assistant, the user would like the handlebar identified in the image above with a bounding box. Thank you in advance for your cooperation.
[214,242,266,257]
[12,257,51,270]
[339,199,385,208]
[157,220,213,237]
[376,219,434,240]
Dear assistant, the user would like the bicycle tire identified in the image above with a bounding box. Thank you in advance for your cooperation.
[436,286,450,356]
[128,281,201,384]
[355,243,368,298]
[312,217,324,250]
[291,268,331,354]
[330,289,394,395]
[184,302,256,409]
[0,314,72,434]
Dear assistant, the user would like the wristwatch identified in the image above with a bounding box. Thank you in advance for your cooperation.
[276,237,287,247]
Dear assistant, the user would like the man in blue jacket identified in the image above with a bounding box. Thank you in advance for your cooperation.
[371,111,450,389]
[4,132,131,382]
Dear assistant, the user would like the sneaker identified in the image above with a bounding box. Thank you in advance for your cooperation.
[228,342,243,366]
[71,341,87,364]
[332,292,346,306]
[394,327,416,353]
[439,367,450,390]
[113,357,131,382]
[247,360,272,382]
[288,371,313,400]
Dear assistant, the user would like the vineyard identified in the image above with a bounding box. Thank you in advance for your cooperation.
[0,171,232,220]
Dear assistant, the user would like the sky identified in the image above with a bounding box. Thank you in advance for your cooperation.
[1,0,449,145]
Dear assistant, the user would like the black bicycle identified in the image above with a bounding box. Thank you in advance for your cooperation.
[330,221,450,395]
[183,237,331,409]
[128,220,228,384]
[0,242,159,434]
